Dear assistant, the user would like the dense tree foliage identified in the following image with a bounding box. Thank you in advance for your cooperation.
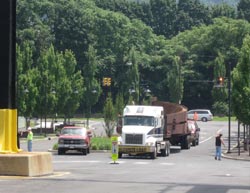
[16,0,250,124]
[237,0,250,22]
[232,35,250,125]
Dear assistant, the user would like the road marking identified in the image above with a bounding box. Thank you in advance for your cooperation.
[108,161,126,164]
[199,136,213,144]
[160,162,175,166]
[54,160,175,166]
[44,172,70,178]
[53,160,101,163]
[134,162,149,165]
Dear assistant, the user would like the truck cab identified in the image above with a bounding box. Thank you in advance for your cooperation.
[118,105,170,159]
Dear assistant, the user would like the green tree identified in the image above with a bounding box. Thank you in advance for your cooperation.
[212,52,228,115]
[150,0,177,38]
[127,47,139,104]
[232,35,250,125]
[238,0,250,22]
[35,45,84,124]
[167,56,184,104]
[17,42,39,126]
[16,0,54,61]
[211,3,236,19]
[115,92,124,116]
[103,93,116,137]
[36,45,58,125]
[173,18,250,108]
[53,0,95,68]
[83,45,101,127]
[176,0,212,33]
[60,50,84,122]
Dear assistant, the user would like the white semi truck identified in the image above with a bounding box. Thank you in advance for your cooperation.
[117,105,171,159]
[117,101,190,159]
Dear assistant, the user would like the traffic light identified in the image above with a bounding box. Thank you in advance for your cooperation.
[217,76,224,85]
[107,77,111,86]
[103,77,111,86]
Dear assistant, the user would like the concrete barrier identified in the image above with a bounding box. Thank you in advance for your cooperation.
[0,152,53,177]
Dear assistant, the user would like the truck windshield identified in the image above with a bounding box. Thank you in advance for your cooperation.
[124,116,154,126]
[61,128,86,136]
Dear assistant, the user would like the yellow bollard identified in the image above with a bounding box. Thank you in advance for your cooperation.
[0,109,20,153]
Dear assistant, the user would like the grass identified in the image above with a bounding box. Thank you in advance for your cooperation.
[213,116,237,121]
[91,137,111,150]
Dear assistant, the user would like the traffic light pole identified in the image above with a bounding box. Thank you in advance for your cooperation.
[228,62,231,153]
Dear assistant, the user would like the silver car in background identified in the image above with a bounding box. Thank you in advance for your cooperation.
[187,109,213,122]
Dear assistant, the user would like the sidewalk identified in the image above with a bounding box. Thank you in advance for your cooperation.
[222,142,250,161]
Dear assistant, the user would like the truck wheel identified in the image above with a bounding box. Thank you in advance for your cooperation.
[192,140,196,146]
[58,149,64,155]
[166,145,170,156]
[181,136,191,149]
[196,138,199,145]
[161,145,170,157]
[150,146,157,159]
[118,153,122,158]
[161,146,167,157]
[82,149,87,155]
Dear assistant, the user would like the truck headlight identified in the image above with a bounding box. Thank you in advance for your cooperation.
[118,141,122,145]
[145,142,154,146]
[58,139,64,144]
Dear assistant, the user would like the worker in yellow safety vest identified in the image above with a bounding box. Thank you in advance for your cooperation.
[27,127,33,152]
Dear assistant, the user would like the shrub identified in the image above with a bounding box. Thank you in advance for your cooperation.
[91,137,111,150]
[212,101,228,116]
[53,143,58,150]
[91,144,98,150]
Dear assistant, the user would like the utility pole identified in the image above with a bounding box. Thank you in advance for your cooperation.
[228,62,231,153]
[0,0,18,153]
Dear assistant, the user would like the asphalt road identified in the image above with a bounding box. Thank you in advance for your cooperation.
[1,121,250,193]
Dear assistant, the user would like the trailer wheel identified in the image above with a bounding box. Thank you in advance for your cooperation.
[181,136,191,149]
[192,140,196,146]
[161,146,167,157]
[161,144,170,157]
[150,146,157,159]
[166,145,170,156]
[196,137,199,145]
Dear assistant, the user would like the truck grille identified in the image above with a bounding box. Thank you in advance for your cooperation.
[63,139,83,145]
[125,134,143,145]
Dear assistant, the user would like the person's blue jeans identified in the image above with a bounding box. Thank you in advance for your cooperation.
[215,146,221,159]
[28,140,32,152]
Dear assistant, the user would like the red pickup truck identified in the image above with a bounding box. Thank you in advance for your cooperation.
[57,126,92,155]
